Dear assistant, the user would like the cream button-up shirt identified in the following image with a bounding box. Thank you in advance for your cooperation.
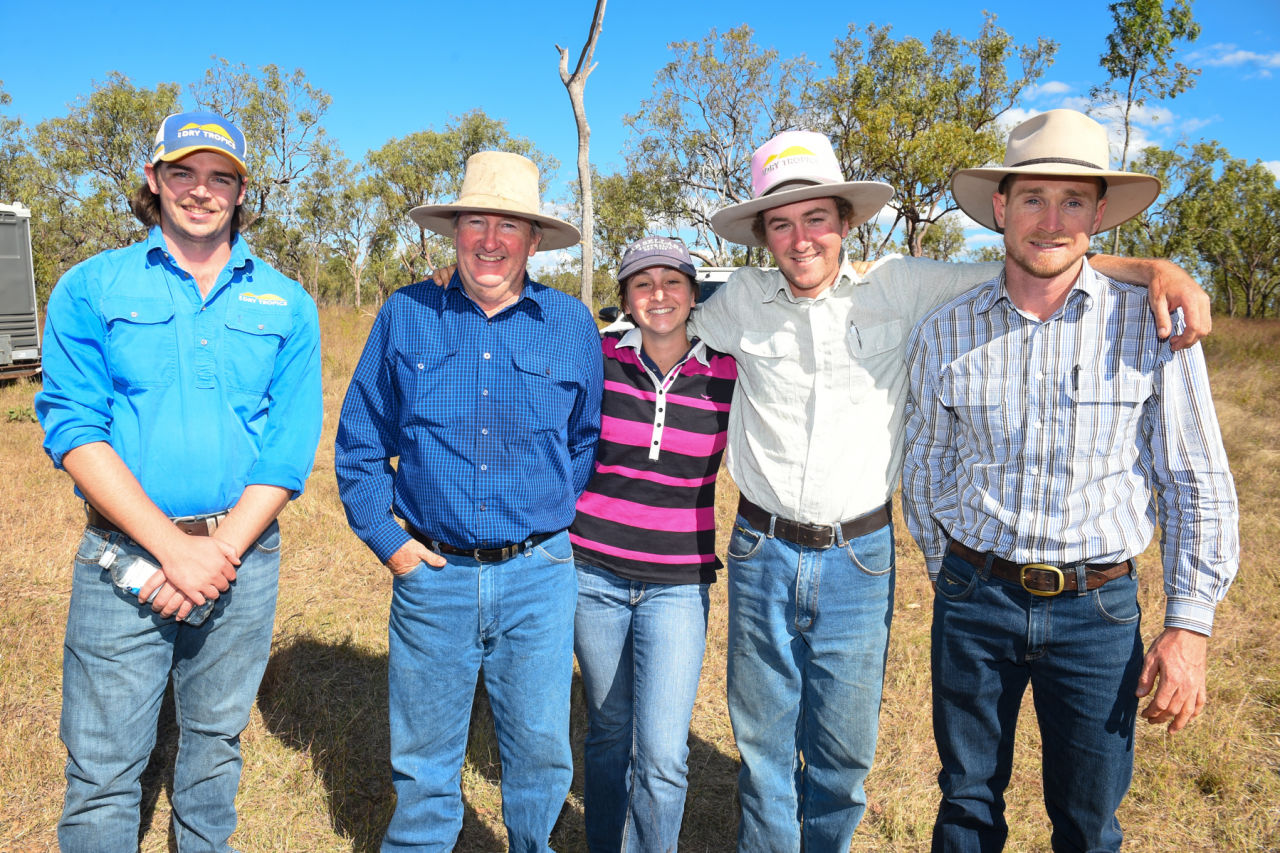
[689,255,998,525]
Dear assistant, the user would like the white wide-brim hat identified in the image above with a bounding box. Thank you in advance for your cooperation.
[408,151,581,251]
[709,131,894,248]
[951,109,1161,233]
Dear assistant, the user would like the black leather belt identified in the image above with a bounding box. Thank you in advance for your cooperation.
[736,497,890,549]
[947,540,1133,597]
[86,503,227,537]
[406,522,555,563]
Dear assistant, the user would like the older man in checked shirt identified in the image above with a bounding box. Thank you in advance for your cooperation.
[902,110,1240,852]
[335,151,602,852]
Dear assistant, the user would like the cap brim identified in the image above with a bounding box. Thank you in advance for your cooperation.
[710,182,895,247]
[157,146,248,177]
[951,166,1160,233]
[408,203,581,252]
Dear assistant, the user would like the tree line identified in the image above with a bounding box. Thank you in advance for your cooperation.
[2,5,1276,317]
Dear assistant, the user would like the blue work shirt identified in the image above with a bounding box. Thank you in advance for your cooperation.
[334,274,604,563]
[36,226,323,517]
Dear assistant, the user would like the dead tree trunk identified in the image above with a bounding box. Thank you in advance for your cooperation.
[557,0,607,310]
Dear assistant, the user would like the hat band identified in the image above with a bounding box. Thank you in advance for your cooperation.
[1009,156,1105,170]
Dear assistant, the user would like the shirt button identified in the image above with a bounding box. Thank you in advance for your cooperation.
[130,311,138,318]
[1035,371,1044,381]
[483,352,491,360]
[480,504,486,511]
[1034,420,1043,429]
[417,363,425,370]
[481,428,489,435]
[257,324,265,330]
[200,339,208,346]
[482,389,489,396]
[480,464,488,471]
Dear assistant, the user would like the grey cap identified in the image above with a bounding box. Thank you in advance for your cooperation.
[617,236,696,282]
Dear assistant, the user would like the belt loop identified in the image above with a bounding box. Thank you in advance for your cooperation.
[766,514,777,539]
[1073,563,1088,597]
[833,522,847,548]
[980,551,995,582]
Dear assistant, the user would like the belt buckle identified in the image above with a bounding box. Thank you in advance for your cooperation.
[1020,563,1065,596]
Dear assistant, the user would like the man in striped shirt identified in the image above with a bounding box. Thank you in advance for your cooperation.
[902,110,1240,852]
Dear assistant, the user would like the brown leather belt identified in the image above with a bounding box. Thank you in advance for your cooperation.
[736,497,890,550]
[947,540,1132,597]
[406,522,555,563]
[86,504,226,537]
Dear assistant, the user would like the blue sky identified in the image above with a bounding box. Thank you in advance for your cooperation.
[5,0,1278,257]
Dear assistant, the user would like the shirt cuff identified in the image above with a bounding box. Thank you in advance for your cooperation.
[368,522,414,565]
[926,555,944,582]
[1163,596,1217,637]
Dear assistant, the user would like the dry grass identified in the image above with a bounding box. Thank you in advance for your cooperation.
[1,310,1276,852]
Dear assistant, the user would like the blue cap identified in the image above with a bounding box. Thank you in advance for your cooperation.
[151,111,248,176]
[618,236,696,282]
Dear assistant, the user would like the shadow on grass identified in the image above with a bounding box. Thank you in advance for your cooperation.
[255,634,503,852]
[139,633,744,851]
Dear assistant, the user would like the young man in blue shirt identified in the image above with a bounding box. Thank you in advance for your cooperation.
[334,151,603,852]
[36,110,323,852]
[903,110,1239,851]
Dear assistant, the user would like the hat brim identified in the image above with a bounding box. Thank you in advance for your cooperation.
[952,165,1160,233]
[157,146,249,177]
[709,181,895,247]
[408,203,581,252]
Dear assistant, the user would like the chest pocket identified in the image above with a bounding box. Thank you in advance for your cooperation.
[102,296,176,388]
[1067,370,1153,458]
[223,306,291,394]
[513,350,582,432]
[395,346,460,429]
[938,371,1022,463]
[846,320,903,401]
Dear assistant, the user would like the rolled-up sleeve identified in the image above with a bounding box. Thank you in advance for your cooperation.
[35,264,113,467]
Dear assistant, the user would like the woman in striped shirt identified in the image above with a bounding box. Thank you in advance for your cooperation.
[569,236,737,852]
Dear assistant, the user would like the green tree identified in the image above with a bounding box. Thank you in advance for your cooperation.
[624,25,813,265]
[190,58,333,233]
[24,74,181,295]
[1091,0,1201,253]
[583,167,679,266]
[810,15,1056,258]
[1122,142,1280,318]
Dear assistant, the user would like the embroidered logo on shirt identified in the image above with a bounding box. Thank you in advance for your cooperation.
[239,292,288,306]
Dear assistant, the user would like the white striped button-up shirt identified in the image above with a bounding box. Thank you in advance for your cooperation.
[902,261,1239,634]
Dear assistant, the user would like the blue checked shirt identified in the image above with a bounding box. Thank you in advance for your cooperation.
[334,274,604,563]
[902,261,1239,634]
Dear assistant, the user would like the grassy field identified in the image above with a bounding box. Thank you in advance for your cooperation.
[1,309,1277,852]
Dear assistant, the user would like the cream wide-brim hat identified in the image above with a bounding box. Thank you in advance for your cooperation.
[408,151,581,251]
[951,109,1161,234]
[709,130,894,248]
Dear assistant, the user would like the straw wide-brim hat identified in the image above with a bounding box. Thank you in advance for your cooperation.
[709,130,894,248]
[951,109,1161,233]
[408,151,581,251]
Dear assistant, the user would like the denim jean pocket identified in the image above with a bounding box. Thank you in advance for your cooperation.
[843,524,895,577]
[727,521,764,561]
[249,520,282,555]
[534,531,574,565]
[935,556,979,601]
[1091,572,1141,624]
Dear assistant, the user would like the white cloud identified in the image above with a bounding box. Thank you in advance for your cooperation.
[1027,80,1073,100]
[1264,161,1280,179]
[1191,42,1280,77]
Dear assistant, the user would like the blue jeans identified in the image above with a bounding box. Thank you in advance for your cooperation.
[573,562,711,853]
[726,514,895,853]
[383,531,577,852]
[931,550,1144,853]
[59,521,281,853]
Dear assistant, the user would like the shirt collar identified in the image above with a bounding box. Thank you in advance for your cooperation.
[144,225,253,276]
[761,254,859,305]
[977,257,1101,316]
[617,326,710,367]
[446,269,545,317]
